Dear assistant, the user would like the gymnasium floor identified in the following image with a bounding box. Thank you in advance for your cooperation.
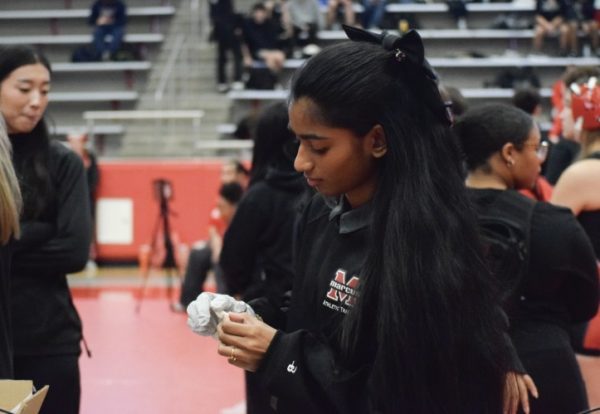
[70,267,245,414]
[69,267,600,413]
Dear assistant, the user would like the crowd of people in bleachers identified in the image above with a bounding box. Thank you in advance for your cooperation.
[211,0,600,93]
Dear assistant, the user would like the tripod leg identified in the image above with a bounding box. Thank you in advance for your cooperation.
[167,265,186,312]
[135,244,152,314]
[136,213,163,314]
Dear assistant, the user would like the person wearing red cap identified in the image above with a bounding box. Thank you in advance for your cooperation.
[553,77,600,355]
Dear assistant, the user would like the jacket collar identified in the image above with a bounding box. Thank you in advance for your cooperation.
[328,196,372,234]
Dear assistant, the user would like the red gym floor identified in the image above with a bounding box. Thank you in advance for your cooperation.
[70,268,600,413]
[71,269,244,414]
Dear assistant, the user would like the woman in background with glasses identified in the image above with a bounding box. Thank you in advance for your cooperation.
[454,103,598,414]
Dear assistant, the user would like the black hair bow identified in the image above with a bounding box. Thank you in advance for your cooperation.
[342,24,451,125]
[342,24,438,83]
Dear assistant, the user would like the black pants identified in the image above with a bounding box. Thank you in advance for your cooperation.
[246,370,277,414]
[292,24,318,49]
[14,354,80,414]
[216,34,243,84]
[179,246,226,307]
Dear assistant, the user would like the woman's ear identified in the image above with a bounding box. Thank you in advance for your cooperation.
[368,124,387,158]
[501,142,516,167]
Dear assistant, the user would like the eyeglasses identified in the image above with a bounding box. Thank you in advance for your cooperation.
[522,141,549,161]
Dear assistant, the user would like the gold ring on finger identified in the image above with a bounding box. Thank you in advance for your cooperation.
[229,346,237,362]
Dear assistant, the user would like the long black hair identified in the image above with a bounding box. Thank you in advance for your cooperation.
[454,103,534,172]
[0,45,53,220]
[290,39,510,413]
[249,102,298,186]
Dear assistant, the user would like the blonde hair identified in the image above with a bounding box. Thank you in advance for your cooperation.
[0,115,21,244]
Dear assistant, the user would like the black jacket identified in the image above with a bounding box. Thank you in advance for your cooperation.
[89,0,127,27]
[220,169,305,302]
[253,194,530,413]
[10,140,91,357]
[470,189,598,413]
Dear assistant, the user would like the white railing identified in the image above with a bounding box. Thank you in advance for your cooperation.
[83,110,205,153]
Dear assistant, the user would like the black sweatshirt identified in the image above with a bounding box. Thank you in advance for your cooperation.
[470,189,598,412]
[10,139,91,357]
[220,169,305,303]
[253,195,522,413]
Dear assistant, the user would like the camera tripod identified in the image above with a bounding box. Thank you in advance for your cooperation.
[136,179,181,313]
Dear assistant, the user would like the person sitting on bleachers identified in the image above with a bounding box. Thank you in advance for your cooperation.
[325,0,356,30]
[288,0,322,56]
[361,0,387,29]
[242,3,287,88]
[532,0,571,56]
[88,0,127,61]
[565,0,598,56]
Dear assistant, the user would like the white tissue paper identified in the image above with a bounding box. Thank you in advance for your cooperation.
[187,292,255,338]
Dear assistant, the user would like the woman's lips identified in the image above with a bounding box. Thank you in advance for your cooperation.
[305,176,321,188]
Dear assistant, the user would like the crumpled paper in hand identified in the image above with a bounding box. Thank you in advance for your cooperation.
[187,292,255,338]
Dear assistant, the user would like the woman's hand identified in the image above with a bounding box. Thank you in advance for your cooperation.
[503,372,539,414]
[217,312,277,372]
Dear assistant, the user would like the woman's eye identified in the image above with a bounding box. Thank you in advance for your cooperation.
[311,147,328,155]
[18,88,31,93]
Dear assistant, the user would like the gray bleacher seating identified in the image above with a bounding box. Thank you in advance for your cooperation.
[226,88,552,101]
[320,1,535,29]
[50,91,139,102]
[49,124,124,137]
[52,61,152,72]
[0,33,163,46]
[0,6,175,20]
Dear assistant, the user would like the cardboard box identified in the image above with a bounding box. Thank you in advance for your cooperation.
[0,381,48,414]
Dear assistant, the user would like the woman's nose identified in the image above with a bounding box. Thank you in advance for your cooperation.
[29,91,42,108]
[294,144,312,173]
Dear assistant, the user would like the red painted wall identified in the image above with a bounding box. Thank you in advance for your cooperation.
[95,159,224,262]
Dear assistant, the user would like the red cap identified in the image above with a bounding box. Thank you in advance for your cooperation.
[571,77,600,130]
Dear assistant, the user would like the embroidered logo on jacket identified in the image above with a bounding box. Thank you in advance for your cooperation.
[323,269,359,314]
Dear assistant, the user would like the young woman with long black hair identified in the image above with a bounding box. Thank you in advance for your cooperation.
[190,27,535,413]
[0,45,91,413]
[454,103,598,413]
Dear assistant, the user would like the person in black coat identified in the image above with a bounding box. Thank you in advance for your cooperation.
[209,0,244,91]
[0,46,91,414]
[0,114,21,379]
[454,103,599,414]
[220,102,305,414]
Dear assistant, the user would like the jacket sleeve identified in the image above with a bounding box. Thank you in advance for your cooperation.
[559,215,599,322]
[220,190,264,296]
[88,3,99,25]
[114,2,127,27]
[529,204,599,323]
[12,148,91,275]
[256,329,372,413]
[11,222,55,252]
